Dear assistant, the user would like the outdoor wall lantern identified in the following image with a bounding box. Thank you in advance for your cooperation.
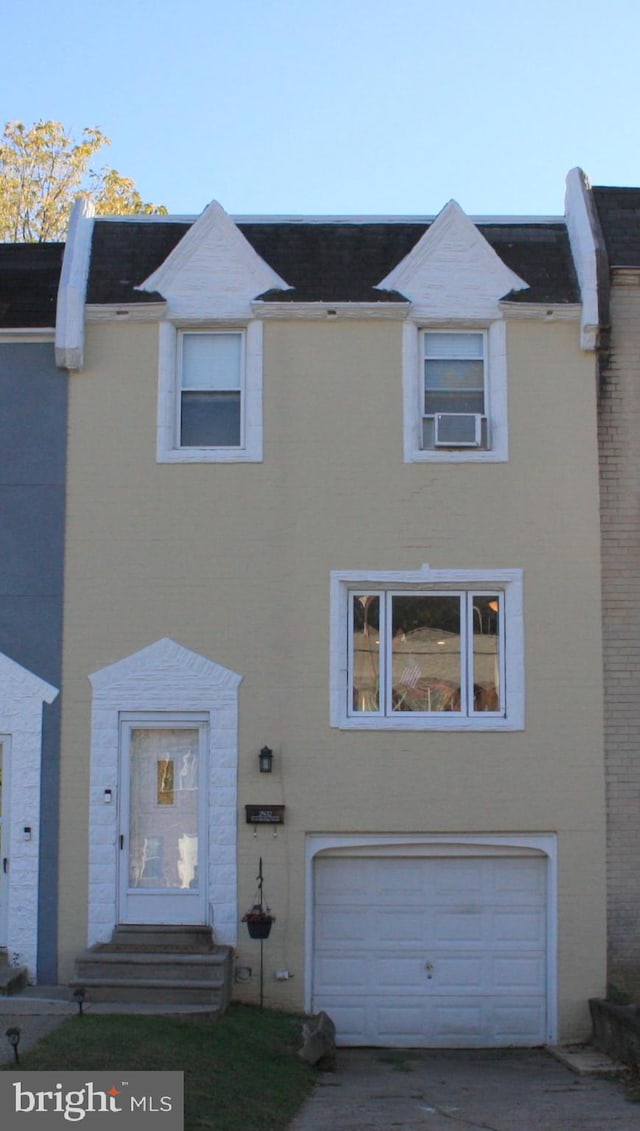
[258,746,273,773]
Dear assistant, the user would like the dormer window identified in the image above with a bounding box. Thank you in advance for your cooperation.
[157,321,264,464]
[422,331,487,450]
[402,320,508,464]
[179,331,243,448]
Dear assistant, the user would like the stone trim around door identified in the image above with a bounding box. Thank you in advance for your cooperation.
[88,638,242,948]
[0,651,59,981]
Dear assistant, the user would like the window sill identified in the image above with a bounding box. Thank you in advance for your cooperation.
[406,446,507,464]
[157,446,263,464]
[334,714,523,732]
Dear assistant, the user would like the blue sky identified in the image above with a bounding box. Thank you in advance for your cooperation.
[4,0,640,217]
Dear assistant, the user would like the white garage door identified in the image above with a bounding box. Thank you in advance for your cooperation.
[312,854,548,1047]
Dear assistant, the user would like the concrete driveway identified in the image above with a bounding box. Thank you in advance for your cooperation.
[288,1048,640,1131]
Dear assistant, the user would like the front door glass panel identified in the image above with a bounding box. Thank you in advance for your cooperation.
[128,728,200,891]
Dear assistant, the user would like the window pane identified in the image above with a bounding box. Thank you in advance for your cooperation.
[182,333,242,391]
[129,729,200,890]
[352,594,380,711]
[425,391,485,415]
[425,332,483,359]
[424,358,484,391]
[391,596,461,712]
[472,596,501,711]
[181,391,241,447]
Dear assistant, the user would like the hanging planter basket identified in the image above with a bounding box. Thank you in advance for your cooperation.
[243,908,275,940]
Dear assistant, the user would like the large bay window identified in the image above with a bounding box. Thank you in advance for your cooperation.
[331,566,524,730]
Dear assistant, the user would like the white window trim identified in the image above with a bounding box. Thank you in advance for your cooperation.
[330,564,524,731]
[157,319,264,463]
[402,320,508,463]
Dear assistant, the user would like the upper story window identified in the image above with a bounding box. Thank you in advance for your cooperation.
[179,331,243,448]
[422,331,487,450]
[157,321,264,464]
[402,321,508,463]
[330,566,524,731]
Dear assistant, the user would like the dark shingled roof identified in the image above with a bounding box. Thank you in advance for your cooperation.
[85,217,579,306]
[592,187,640,268]
[0,242,64,327]
[86,220,190,304]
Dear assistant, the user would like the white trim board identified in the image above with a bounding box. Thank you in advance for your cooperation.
[0,652,58,981]
[55,197,95,370]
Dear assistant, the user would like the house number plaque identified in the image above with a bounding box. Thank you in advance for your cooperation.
[245,804,285,824]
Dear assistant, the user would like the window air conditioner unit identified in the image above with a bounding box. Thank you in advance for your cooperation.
[434,413,483,448]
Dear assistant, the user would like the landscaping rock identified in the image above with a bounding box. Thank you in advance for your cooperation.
[299,1010,336,1070]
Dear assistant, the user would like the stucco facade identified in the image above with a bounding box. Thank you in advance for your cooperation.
[57,296,605,1041]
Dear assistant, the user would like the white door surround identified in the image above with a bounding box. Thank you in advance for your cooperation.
[0,737,9,949]
[0,652,58,981]
[88,638,241,947]
[305,836,556,1045]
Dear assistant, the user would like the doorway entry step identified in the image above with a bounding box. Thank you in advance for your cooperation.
[0,948,28,995]
[70,925,232,1009]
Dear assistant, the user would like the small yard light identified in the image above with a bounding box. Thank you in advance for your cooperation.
[5,1027,20,1064]
[258,746,273,774]
[73,986,86,1016]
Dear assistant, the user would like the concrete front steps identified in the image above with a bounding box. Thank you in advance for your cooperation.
[0,947,28,995]
[71,925,232,1013]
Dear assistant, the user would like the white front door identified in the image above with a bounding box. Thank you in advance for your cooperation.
[118,718,208,924]
[313,854,548,1047]
[0,738,9,948]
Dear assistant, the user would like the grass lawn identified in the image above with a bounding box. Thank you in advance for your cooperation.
[1,1004,315,1130]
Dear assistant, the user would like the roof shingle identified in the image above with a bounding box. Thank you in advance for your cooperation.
[84,217,579,307]
[0,243,64,328]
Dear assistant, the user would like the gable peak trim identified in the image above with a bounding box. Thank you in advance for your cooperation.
[89,636,243,692]
[137,199,290,298]
[376,198,529,301]
[0,650,59,705]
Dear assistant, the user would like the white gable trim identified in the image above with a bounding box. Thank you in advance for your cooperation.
[0,652,58,981]
[564,168,601,351]
[137,200,291,320]
[55,197,95,371]
[377,200,528,320]
[88,638,242,947]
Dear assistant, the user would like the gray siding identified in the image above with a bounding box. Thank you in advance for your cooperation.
[0,342,68,982]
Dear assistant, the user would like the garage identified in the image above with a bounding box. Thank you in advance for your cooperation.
[312,852,549,1047]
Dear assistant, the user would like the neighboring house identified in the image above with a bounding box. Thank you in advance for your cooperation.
[46,188,607,1047]
[0,240,66,983]
[575,177,640,1001]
